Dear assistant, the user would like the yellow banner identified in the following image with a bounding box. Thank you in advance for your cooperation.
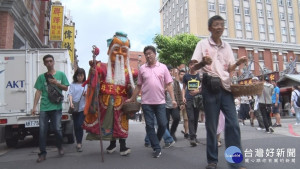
[62,26,75,63]
[50,5,64,41]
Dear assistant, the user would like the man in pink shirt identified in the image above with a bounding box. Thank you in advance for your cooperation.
[127,45,177,158]
[191,15,247,169]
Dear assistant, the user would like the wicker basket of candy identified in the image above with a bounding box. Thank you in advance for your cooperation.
[230,82,264,97]
[121,102,141,114]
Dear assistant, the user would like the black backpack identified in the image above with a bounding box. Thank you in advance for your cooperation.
[44,73,64,104]
[294,90,300,107]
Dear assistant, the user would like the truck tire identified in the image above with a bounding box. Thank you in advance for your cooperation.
[6,137,18,148]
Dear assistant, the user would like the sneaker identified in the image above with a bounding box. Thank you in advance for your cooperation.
[269,127,274,133]
[163,141,175,149]
[76,146,83,152]
[36,154,46,163]
[190,139,197,147]
[272,123,282,127]
[120,147,131,156]
[106,145,116,154]
[256,127,263,131]
[181,130,190,139]
[195,138,200,144]
[265,131,271,134]
[206,163,217,169]
[152,150,162,158]
[58,148,64,156]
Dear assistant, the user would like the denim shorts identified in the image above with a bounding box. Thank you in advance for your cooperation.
[272,103,280,114]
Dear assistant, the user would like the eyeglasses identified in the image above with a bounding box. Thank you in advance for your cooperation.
[145,52,154,57]
[44,60,53,63]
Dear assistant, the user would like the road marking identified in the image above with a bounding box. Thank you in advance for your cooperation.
[288,124,300,137]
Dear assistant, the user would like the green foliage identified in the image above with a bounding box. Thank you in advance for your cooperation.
[153,33,200,68]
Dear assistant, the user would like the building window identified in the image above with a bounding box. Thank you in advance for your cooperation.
[169,6,171,12]
[258,51,264,60]
[245,23,251,31]
[181,6,183,13]
[233,51,238,60]
[269,25,274,33]
[185,2,188,9]
[273,53,278,62]
[258,10,263,17]
[259,24,265,32]
[181,21,183,28]
[266,0,271,4]
[290,28,295,35]
[208,3,215,11]
[287,0,292,6]
[185,17,188,24]
[267,10,272,18]
[234,6,240,14]
[256,0,261,2]
[288,14,293,20]
[235,22,242,30]
[278,0,284,6]
[296,54,300,62]
[244,8,250,15]
[280,12,285,20]
[281,27,286,35]
[247,51,253,60]
[283,55,287,62]
[219,4,226,12]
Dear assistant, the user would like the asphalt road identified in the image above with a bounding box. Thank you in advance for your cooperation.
[0,118,299,169]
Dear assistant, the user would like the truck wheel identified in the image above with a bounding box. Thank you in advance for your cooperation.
[6,137,18,148]
[66,134,74,144]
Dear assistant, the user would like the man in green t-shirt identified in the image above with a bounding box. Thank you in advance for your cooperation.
[31,54,69,163]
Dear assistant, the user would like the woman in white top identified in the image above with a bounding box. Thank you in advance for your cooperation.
[68,68,87,152]
[291,85,300,125]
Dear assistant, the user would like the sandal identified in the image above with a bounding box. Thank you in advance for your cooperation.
[218,141,222,147]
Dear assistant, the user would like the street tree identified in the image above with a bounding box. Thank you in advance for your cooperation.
[153,33,200,69]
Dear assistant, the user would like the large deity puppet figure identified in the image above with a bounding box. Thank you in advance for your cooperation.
[83,32,138,156]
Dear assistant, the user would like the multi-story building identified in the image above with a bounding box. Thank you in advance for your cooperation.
[0,0,52,49]
[159,0,300,78]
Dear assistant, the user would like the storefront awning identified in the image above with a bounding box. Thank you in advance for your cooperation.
[277,74,300,88]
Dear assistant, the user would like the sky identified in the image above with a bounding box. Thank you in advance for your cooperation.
[59,0,161,71]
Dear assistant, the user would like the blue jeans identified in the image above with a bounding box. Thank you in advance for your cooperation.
[142,104,167,151]
[39,110,63,155]
[294,106,300,123]
[72,111,85,144]
[145,129,174,145]
[202,85,244,169]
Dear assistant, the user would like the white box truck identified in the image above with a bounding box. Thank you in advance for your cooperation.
[0,49,74,147]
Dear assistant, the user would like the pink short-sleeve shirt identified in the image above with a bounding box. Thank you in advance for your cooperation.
[137,62,173,104]
[191,38,235,91]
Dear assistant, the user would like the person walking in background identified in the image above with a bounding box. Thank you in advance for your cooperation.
[166,65,184,141]
[250,77,265,131]
[238,96,251,125]
[182,60,201,147]
[291,86,300,125]
[259,76,274,134]
[191,15,247,169]
[178,69,189,139]
[31,54,69,162]
[68,68,87,152]
[217,111,225,147]
[127,45,177,158]
[271,80,282,127]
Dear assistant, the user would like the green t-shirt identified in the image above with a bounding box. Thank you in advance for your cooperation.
[34,71,69,111]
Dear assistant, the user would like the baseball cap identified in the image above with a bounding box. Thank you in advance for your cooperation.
[252,77,259,81]
[264,76,270,81]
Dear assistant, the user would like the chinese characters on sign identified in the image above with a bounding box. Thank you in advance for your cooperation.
[244,148,296,164]
[62,26,75,63]
[238,72,279,85]
[50,5,64,41]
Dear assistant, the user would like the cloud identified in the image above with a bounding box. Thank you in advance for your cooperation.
[60,0,160,71]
